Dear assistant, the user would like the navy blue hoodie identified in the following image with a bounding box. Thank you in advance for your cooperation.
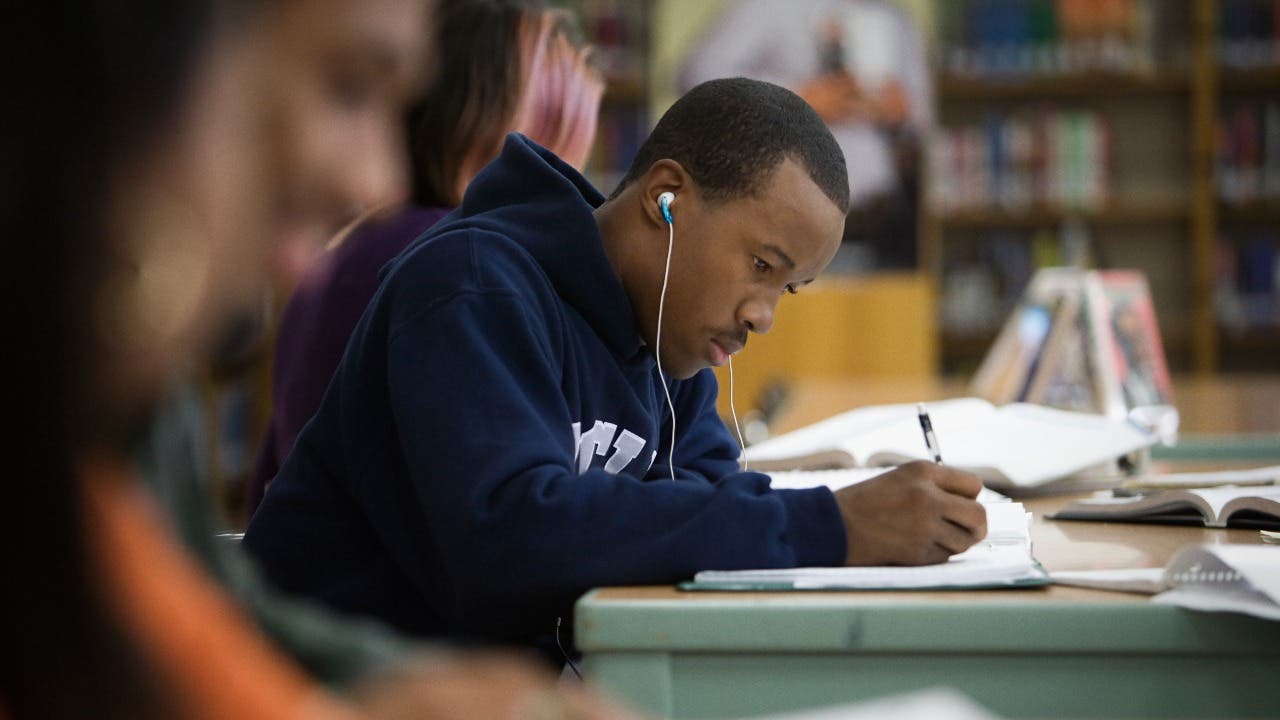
[245,134,845,646]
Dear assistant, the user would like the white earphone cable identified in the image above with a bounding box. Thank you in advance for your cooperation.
[654,218,677,482]
[727,355,748,471]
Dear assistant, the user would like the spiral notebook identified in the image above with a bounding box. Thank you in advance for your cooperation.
[1052,544,1280,622]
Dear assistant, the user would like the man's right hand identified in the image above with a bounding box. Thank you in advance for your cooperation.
[832,461,987,566]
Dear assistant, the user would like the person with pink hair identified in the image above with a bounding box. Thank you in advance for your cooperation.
[248,0,603,515]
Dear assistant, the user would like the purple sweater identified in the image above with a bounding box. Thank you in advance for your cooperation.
[247,206,452,516]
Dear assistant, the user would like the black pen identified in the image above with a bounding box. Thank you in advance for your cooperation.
[916,403,943,463]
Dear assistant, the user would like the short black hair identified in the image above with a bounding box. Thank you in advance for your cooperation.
[611,77,850,214]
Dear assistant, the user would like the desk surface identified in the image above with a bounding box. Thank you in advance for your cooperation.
[587,495,1266,608]
[577,494,1279,718]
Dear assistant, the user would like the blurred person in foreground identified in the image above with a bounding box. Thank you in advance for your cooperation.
[0,1,635,718]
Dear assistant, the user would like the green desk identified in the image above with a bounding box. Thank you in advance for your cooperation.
[1151,433,1280,462]
[575,496,1280,718]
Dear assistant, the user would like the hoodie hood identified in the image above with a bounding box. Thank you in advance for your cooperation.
[429,133,643,361]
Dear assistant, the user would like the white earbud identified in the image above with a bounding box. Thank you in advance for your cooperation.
[657,192,675,224]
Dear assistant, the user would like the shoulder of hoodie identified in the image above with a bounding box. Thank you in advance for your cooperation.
[377,226,561,335]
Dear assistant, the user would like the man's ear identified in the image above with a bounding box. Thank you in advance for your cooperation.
[640,159,689,228]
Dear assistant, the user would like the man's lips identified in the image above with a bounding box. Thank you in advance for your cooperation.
[709,336,745,366]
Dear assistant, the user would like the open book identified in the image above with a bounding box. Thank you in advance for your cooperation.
[1052,544,1280,622]
[742,397,1155,492]
[1050,484,1280,529]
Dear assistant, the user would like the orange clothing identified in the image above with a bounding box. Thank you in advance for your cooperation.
[83,461,362,720]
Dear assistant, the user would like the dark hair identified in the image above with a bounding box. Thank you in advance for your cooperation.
[409,0,600,207]
[410,0,526,206]
[611,77,851,214]
[0,1,221,717]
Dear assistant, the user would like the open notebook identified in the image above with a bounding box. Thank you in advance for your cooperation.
[742,398,1155,493]
[681,499,1046,591]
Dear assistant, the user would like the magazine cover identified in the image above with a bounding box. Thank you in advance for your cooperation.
[1096,270,1175,407]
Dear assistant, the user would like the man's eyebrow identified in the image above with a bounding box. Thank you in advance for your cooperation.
[762,243,796,272]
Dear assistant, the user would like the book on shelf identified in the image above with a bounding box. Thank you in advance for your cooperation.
[1217,101,1280,205]
[939,0,1169,78]
[1050,482,1280,529]
[929,109,1111,215]
[1218,0,1280,70]
[1217,231,1280,331]
[741,396,1154,494]
[937,226,1098,337]
[1051,543,1280,622]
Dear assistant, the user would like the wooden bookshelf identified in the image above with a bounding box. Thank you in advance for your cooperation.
[1219,66,1280,92]
[1218,200,1280,223]
[938,329,998,375]
[938,72,1190,100]
[1219,326,1280,347]
[937,200,1190,228]
[927,0,1277,377]
[561,0,651,192]
[1213,49,1279,371]
[1218,328,1280,371]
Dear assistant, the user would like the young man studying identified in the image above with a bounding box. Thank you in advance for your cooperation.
[245,78,987,651]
